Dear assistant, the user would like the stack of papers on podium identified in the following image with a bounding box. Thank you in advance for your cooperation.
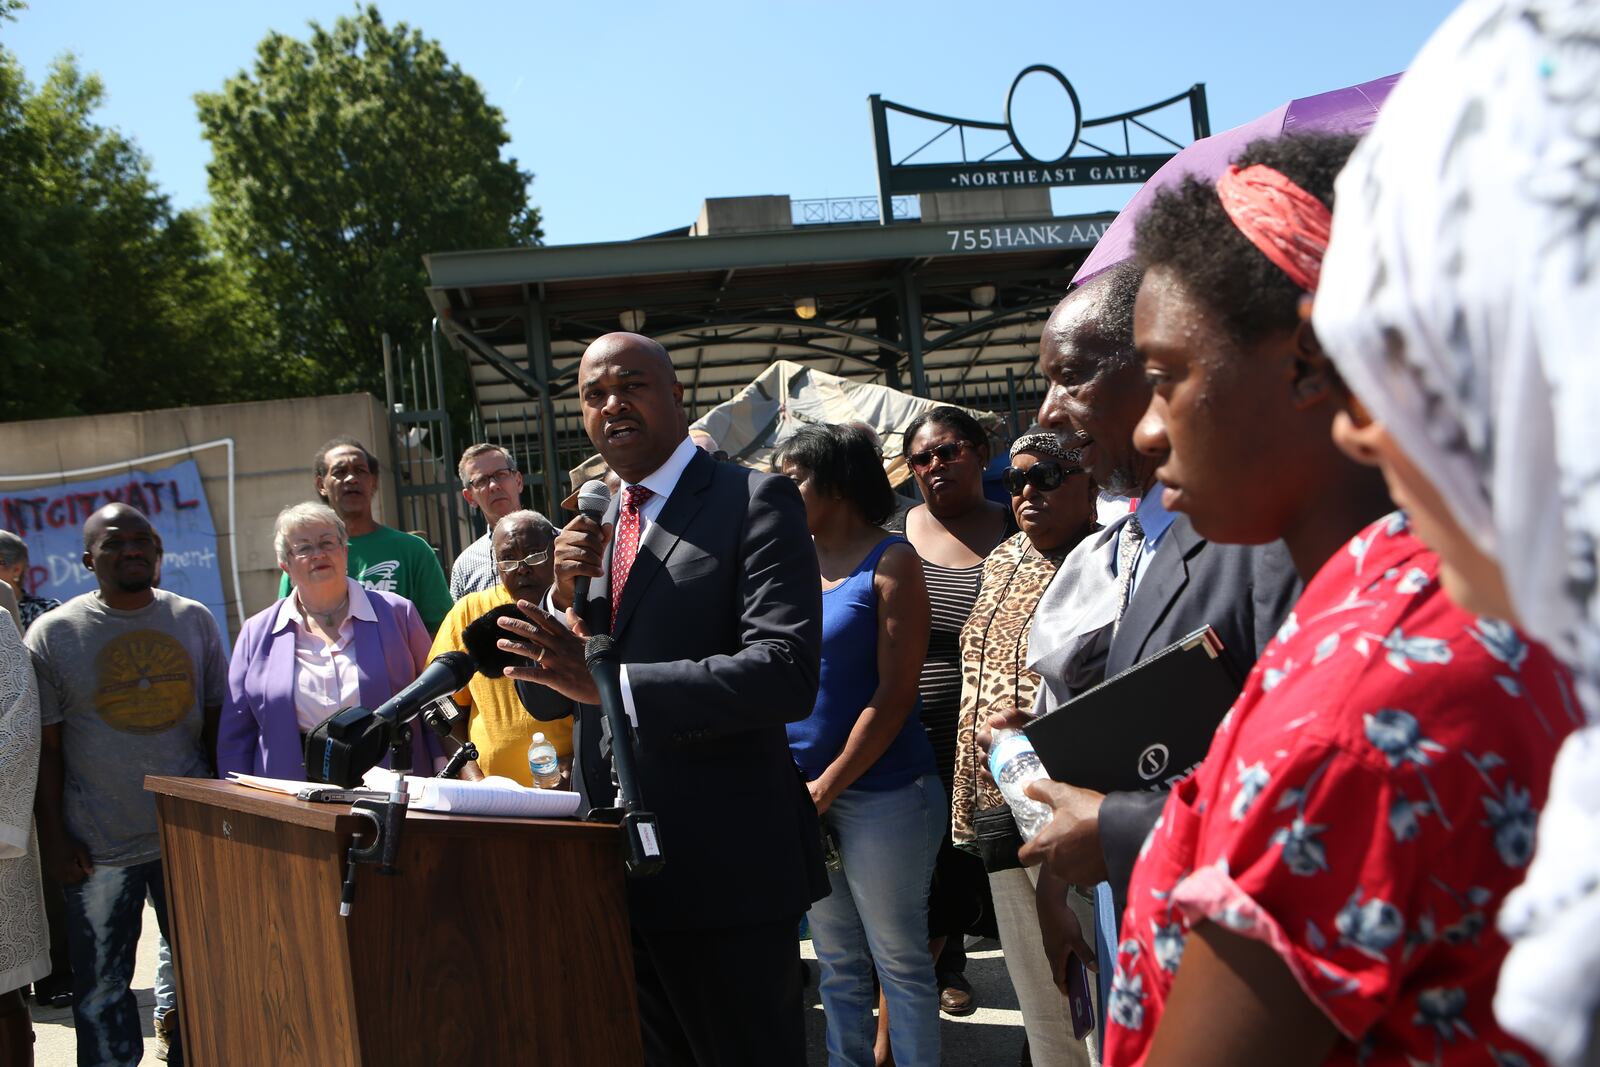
[361,769,582,819]
[226,770,581,819]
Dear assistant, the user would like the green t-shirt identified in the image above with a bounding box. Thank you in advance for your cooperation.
[278,525,451,633]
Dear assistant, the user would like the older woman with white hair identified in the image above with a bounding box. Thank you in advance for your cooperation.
[217,502,438,780]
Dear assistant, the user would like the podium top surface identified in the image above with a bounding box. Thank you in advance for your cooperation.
[145,776,617,840]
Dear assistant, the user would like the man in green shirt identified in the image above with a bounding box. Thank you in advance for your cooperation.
[277,437,452,633]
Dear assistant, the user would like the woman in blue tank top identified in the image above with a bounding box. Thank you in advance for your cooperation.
[776,425,944,1067]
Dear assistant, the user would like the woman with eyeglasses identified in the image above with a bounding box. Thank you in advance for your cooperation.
[951,429,1099,1063]
[888,405,1015,1024]
[217,502,440,780]
[777,424,943,1067]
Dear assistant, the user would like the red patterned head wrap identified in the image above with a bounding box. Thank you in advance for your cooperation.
[1215,163,1332,293]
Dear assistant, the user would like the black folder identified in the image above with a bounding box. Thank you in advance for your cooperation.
[1024,625,1243,794]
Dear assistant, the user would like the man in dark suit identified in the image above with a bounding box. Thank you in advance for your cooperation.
[995,263,1299,978]
[498,332,827,1066]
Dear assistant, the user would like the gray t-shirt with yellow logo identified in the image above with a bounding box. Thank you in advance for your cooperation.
[26,589,226,866]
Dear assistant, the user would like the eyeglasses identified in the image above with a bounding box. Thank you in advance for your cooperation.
[495,548,551,574]
[906,441,973,471]
[1002,459,1082,496]
[467,467,519,493]
[289,537,343,560]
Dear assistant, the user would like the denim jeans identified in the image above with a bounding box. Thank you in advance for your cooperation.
[62,859,174,1067]
[806,775,945,1067]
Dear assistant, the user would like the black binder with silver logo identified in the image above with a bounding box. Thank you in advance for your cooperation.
[1024,625,1243,794]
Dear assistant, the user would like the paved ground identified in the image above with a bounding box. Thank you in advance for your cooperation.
[31,905,1026,1065]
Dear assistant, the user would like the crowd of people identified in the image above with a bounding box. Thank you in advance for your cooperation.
[1,1,1597,1065]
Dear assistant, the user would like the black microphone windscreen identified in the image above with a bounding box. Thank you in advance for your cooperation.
[462,604,534,679]
[584,633,617,669]
[577,479,611,522]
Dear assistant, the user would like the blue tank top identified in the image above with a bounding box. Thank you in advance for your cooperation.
[788,536,938,792]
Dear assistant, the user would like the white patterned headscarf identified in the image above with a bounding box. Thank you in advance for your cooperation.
[1313,3,1600,1062]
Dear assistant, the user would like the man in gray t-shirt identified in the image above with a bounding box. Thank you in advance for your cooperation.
[26,504,225,1066]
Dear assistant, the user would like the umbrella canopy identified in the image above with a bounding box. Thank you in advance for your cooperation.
[1072,74,1400,286]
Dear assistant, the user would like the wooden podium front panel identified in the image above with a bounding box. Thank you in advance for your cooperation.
[344,813,643,1065]
[154,784,362,1067]
[150,778,643,1067]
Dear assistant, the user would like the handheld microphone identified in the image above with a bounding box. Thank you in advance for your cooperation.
[585,634,663,878]
[572,478,612,608]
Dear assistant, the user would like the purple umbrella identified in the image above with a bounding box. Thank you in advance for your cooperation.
[1072,73,1401,286]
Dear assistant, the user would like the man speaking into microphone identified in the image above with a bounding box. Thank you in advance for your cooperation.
[498,332,827,1066]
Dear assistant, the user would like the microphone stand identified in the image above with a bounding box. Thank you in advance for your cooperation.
[584,635,664,878]
[339,717,414,915]
[422,696,478,780]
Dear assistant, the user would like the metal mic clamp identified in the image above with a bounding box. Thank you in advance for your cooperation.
[584,805,665,879]
[438,741,479,779]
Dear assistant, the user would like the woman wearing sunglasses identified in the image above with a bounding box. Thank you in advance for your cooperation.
[777,424,944,1067]
[952,429,1099,1064]
[217,501,441,780]
[889,405,1015,1023]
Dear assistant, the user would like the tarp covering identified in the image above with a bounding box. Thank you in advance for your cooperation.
[564,361,1000,498]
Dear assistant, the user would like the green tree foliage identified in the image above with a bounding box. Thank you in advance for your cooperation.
[0,46,274,420]
[197,6,542,401]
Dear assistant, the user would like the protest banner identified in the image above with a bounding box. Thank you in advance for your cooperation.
[1,457,233,644]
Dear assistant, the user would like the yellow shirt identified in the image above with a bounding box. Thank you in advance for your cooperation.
[428,585,573,785]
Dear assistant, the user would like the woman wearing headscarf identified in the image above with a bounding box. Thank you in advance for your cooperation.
[1094,127,1574,1067]
[1313,3,1600,1063]
[950,429,1099,1064]
[0,606,49,1063]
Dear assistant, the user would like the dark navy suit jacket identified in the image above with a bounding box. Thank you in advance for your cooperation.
[518,448,829,931]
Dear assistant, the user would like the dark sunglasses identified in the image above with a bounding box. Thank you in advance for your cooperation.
[907,440,973,471]
[1002,459,1082,496]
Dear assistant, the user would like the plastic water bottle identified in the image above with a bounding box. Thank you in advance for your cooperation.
[528,733,561,789]
[988,728,1053,841]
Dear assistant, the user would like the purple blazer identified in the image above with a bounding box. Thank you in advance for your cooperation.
[217,580,441,780]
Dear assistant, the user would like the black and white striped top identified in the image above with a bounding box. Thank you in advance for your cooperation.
[918,559,984,791]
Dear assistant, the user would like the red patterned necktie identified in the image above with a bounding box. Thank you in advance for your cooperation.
[610,484,654,627]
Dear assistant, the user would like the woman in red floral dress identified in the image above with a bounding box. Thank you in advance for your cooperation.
[1098,131,1578,1067]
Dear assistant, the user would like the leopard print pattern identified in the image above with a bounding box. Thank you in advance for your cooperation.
[951,531,1064,846]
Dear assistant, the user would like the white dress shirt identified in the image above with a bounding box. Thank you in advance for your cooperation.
[613,435,699,725]
[274,578,376,732]
[546,434,700,726]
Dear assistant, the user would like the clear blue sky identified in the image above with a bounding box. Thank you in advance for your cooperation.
[4,0,1461,247]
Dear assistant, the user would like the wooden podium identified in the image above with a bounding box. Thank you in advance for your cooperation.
[146,777,643,1066]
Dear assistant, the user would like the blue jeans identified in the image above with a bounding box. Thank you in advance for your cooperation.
[806,775,945,1067]
[62,859,174,1067]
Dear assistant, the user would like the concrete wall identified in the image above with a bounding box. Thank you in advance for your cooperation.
[917,188,1053,223]
[0,394,396,638]
[690,195,794,236]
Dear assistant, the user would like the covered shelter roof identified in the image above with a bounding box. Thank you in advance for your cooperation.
[424,210,1113,511]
